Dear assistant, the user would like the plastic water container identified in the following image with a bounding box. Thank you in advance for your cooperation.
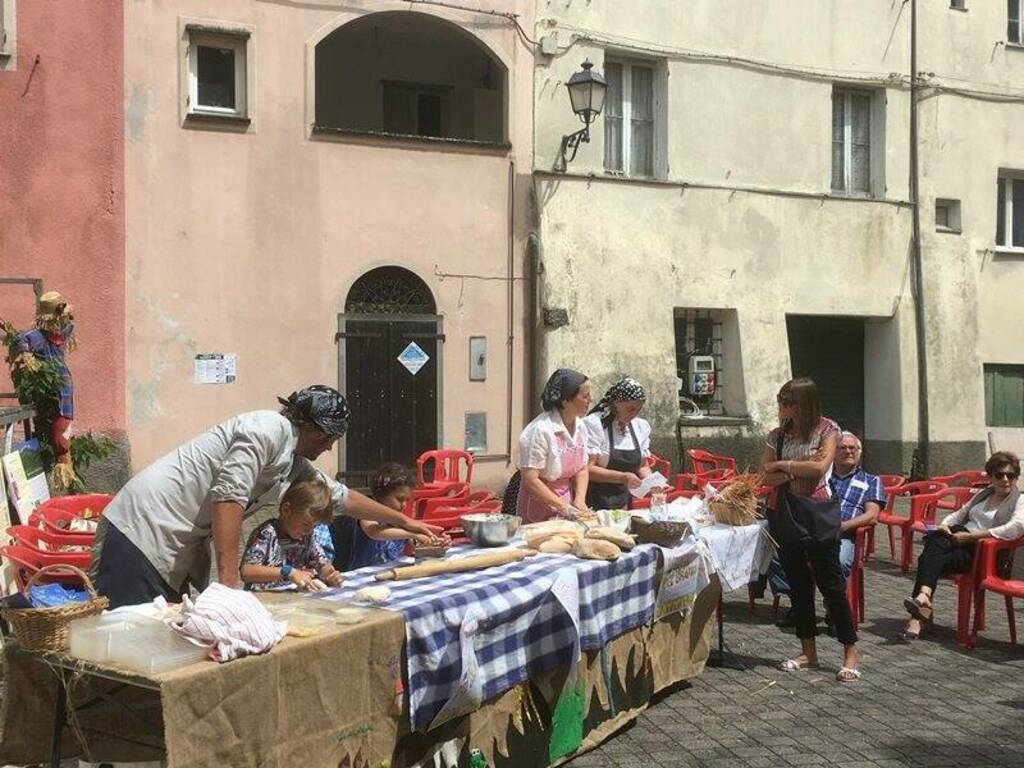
[108,623,208,675]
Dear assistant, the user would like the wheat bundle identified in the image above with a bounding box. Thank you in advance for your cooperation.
[709,474,763,526]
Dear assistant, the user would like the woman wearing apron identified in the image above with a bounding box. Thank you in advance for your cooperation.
[584,378,652,510]
[515,369,593,523]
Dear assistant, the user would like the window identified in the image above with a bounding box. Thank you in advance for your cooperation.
[0,0,15,66]
[831,87,873,195]
[985,364,1024,427]
[673,309,747,418]
[1011,0,1023,43]
[996,172,1024,249]
[935,198,962,233]
[604,60,656,177]
[950,0,966,9]
[187,29,248,120]
[382,82,451,139]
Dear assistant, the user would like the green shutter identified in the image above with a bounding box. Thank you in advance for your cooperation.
[984,365,1024,427]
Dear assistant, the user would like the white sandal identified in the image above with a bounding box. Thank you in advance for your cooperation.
[836,666,861,683]
[779,658,819,671]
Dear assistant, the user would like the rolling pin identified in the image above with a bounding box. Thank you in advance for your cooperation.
[375,549,535,581]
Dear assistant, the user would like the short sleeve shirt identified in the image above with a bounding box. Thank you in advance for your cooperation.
[583,414,651,467]
[241,519,330,591]
[517,410,590,482]
[829,468,887,523]
[766,417,840,499]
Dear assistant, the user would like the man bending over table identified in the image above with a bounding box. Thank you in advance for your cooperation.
[90,385,441,608]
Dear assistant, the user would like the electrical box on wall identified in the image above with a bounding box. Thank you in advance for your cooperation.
[687,355,716,396]
[469,336,486,381]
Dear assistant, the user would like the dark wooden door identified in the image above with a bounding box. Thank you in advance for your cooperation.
[343,317,439,481]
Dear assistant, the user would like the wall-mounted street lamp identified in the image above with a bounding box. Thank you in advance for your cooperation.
[556,60,607,172]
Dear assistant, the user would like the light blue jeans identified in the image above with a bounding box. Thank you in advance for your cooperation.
[769,536,855,597]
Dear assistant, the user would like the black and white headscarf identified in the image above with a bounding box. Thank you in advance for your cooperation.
[278,385,351,436]
[540,368,588,411]
[589,377,647,424]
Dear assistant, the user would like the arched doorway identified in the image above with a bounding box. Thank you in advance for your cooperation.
[338,267,441,484]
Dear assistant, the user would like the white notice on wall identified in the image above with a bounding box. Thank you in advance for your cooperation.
[194,353,237,384]
[397,342,429,376]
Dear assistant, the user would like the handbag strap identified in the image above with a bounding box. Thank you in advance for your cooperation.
[774,428,789,493]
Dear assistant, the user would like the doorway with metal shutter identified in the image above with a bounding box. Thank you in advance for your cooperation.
[786,315,865,439]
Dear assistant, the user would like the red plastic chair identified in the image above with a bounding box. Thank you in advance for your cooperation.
[7,525,93,556]
[417,489,496,519]
[406,483,470,519]
[646,453,672,478]
[695,468,736,487]
[877,481,948,571]
[26,508,98,542]
[932,470,988,489]
[687,449,737,475]
[0,544,92,592]
[422,500,501,523]
[674,473,698,492]
[909,487,977,535]
[38,493,113,519]
[878,474,907,490]
[970,536,1024,647]
[416,450,474,490]
[629,488,700,510]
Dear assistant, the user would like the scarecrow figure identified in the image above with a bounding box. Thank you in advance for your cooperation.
[12,291,77,488]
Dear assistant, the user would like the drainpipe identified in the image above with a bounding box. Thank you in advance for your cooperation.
[909,0,930,478]
[526,231,541,414]
[506,160,515,461]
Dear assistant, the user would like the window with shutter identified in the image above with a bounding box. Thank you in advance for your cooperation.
[603,58,658,178]
[985,364,1024,427]
[831,87,875,196]
[995,172,1024,249]
[1010,0,1023,44]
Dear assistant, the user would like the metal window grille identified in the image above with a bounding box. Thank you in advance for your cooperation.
[674,309,725,416]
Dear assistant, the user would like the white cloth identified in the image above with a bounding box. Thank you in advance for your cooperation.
[170,583,285,662]
[103,410,349,591]
[516,409,591,482]
[583,413,651,467]
[942,492,1024,540]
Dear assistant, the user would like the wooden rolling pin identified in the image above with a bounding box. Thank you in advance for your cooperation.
[375,549,535,581]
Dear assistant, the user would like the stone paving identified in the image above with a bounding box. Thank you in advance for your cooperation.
[574,533,1024,768]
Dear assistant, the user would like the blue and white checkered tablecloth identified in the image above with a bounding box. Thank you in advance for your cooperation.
[315,544,658,731]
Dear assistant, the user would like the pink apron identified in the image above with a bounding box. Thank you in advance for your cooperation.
[516,428,587,523]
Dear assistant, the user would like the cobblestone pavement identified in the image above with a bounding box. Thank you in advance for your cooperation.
[575,534,1024,768]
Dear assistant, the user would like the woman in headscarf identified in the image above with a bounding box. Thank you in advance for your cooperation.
[584,377,652,511]
[516,368,593,522]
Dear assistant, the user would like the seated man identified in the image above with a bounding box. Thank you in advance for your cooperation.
[770,430,885,625]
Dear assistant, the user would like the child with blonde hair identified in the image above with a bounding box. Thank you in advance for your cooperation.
[241,477,344,590]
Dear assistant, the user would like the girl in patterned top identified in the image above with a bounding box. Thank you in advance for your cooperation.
[760,378,860,683]
[240,477,345,591]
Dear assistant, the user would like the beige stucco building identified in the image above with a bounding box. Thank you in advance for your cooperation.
[531,0,1024,474]
[124,0,534,488]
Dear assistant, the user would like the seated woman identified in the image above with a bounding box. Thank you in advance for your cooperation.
[516,368,593,523]
[902,451,1024,639]
[584,377,652,511]
[331,463,447,570]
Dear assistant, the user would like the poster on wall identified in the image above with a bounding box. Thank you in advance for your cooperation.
[193,353,237,384]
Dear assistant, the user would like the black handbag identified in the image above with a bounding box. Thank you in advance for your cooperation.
[766,430,841,548]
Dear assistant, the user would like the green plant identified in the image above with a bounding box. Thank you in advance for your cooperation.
[67,433,116,494]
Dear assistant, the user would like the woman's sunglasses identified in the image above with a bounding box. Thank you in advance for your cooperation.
[993,471,1019,480]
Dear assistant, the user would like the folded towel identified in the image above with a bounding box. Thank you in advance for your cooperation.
[170,583,285,661]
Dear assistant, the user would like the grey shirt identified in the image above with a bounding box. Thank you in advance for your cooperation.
[102,410,348,591]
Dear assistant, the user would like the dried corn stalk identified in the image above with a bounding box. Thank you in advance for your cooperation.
[709,474,763,526]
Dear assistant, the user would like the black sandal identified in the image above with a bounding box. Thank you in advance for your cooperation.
[903,597,933,623]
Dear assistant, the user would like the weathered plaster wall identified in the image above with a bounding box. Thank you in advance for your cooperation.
[532,0,1004,473]
[125,0,531,488]
[0,0,126,483]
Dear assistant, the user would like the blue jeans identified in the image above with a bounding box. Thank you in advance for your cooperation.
[769,536,855,597]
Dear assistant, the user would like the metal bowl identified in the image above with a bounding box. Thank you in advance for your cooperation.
[460,513,521,547]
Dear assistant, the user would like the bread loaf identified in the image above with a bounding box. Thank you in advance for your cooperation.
[573,538,621,561]
[537,536,576,554]
[584,527,636,551]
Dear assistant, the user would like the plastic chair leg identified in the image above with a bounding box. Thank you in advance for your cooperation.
[900,526,913,573]
[955,578,973,648]
[771,596,780,622]
[866,527,875,560]
[887,526,897,559]
[858,570,866,617]
[1006,596,1017,645]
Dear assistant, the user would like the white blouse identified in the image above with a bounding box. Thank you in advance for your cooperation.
[583,414,651,468]
[517,409,590,482]
[942,492,1024,540]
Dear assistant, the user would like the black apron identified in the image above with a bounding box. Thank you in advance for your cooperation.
[586,420,643,511]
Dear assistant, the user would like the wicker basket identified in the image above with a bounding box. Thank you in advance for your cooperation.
[0,564,108,652]
[630,516,691,548]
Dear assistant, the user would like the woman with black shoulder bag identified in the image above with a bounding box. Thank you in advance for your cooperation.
[760,378,860,683]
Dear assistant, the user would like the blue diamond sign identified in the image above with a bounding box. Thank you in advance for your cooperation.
[397,342,430,375]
